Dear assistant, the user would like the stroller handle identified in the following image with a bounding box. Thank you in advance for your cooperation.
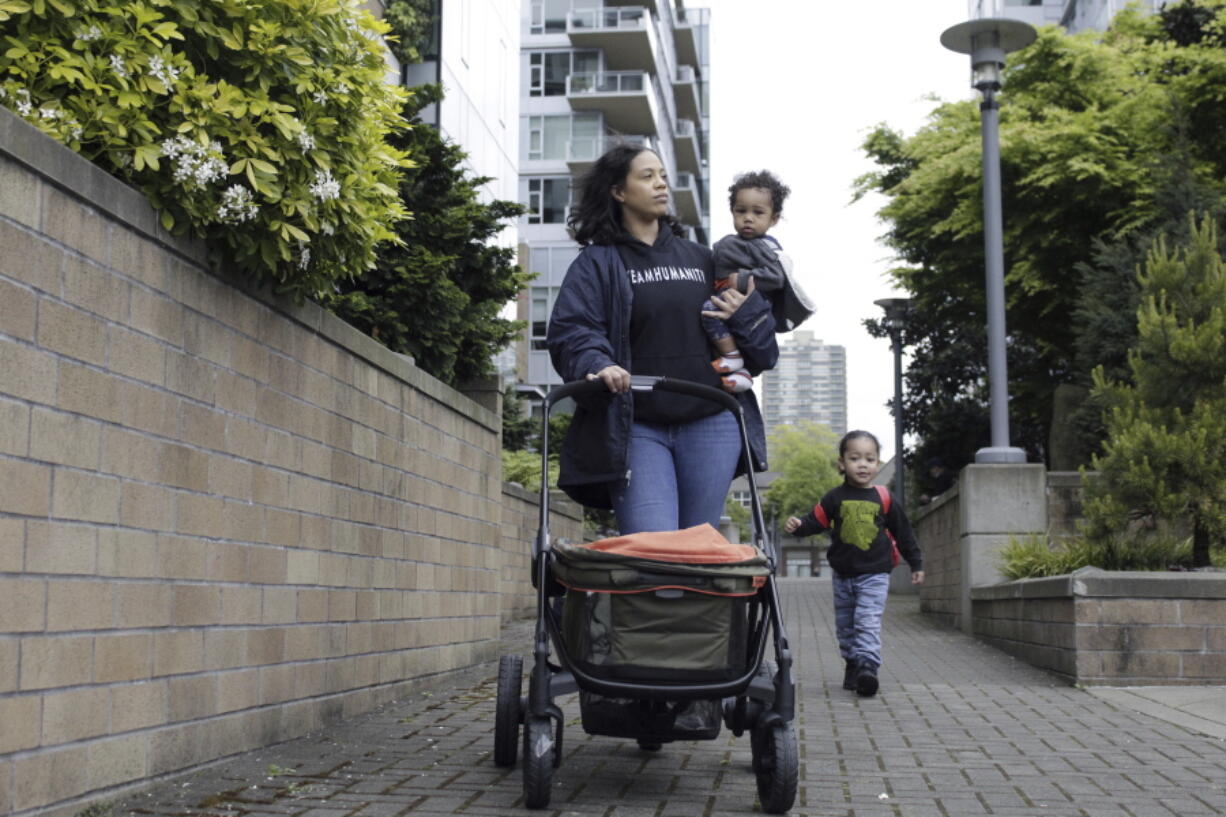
[535,374,770,566]
[544,375,741,414]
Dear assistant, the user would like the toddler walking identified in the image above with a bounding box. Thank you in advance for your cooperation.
[785,430,924,696]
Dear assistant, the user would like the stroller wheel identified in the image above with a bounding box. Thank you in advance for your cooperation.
[522,717,555,809]
[752,721,798,814]
[636,739,662,752]
[494,655,522,767]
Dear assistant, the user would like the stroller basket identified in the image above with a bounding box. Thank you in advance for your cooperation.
[552,524,769,684]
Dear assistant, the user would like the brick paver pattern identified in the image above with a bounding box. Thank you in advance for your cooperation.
[119,579,1226,817]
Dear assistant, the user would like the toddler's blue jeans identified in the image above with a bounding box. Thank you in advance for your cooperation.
[611,410,741,535]
[832,572,891,669]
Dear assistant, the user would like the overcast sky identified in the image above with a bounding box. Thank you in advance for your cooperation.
[701,0,974,463]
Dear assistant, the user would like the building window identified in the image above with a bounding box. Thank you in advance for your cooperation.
[529,50,600,97]
[529,0,570,34]
[525,113,600,161]
[526,177,571,224]
[529,286,563,350]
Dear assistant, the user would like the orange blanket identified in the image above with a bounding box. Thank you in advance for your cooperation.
[577,523,758,565]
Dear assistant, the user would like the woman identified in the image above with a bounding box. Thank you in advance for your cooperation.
[546,145,778,534]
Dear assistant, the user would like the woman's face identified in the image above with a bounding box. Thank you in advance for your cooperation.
[612,150,669,222]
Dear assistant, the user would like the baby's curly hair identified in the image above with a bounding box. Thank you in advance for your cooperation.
[728,170,791,215]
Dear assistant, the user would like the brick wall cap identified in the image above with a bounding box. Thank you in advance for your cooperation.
[973,567,1226,601]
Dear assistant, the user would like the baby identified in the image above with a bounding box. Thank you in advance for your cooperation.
[702,170,814,392]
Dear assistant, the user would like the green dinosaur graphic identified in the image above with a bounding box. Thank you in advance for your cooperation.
[838,500,879,551]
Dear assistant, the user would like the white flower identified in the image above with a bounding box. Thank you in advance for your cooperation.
[110,55,128,79]
[216,184,259,224]
[8,87,33,117]
[312,90,327,104]
[160,135,228,188]
[147,55,181,88]
[296,242,311,270]
[70,125,84,141]
[296,130,315,151]
[78,25,103,42]
[39,106,61,120]
[308,169,340,202]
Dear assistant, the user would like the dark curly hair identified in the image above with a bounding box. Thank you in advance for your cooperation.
[727,170,791,215]
[568,144,685,246]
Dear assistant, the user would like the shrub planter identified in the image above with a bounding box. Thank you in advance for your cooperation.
[971,567,1226,685]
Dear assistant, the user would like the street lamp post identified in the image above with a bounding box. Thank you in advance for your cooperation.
[940,18,1034,464]
[874,297,911,509]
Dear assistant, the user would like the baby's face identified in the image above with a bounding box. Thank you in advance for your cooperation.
[731,187,779,239]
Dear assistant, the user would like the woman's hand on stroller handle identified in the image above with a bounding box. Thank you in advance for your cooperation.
[588,364,631,393]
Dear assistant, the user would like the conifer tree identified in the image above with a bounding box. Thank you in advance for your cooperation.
[323,84,529,386]
[1083,215,1226,567]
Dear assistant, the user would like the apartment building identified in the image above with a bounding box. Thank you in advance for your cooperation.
[516,0,712,396]
[402,1,521,218]
[969,0,1160,32]
[760,331,848,438]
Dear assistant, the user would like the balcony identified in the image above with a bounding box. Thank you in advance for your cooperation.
[567,7,658,73]
[673,6,706,68]
[673,17,699,68]
[567,133,653,174]
[673,64,702,122]
[603,0,657,12]
[566,71,660,135]
[672,171,700,225]
[673,118,701,175]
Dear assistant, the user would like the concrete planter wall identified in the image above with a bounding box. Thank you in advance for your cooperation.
[972,568,1226,685]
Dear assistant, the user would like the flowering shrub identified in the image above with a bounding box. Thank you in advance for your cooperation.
[0,0,410,297]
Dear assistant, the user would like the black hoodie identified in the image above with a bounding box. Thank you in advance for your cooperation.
[617,230,724,423]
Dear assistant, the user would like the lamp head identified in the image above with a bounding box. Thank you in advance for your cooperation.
[940,18,1037,94]
[874,297,913,332]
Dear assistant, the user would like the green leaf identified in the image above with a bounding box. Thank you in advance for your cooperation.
[160,208,174,231]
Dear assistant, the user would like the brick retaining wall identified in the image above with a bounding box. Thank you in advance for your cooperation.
[0,107,582,815]
[911,487,960,626]
[971,568,1226,685]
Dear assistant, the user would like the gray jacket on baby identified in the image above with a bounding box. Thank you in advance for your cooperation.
[711,234,815,332]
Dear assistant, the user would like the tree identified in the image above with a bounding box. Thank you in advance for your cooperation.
[383,0,437,65]
[763,422,842,522]
[322,83,530,386]
[0,0,410,298]
[858,3,1226,468]
[1082,215,1226,567]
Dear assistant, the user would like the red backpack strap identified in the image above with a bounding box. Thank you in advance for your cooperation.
[874,484,891,514]
[813,502,830,529]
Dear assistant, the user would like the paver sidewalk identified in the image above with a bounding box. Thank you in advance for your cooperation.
[118,578,1226,817]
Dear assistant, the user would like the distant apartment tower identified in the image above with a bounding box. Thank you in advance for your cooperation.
[969,0,1160,33]
[761,331,847,437]
[516,0,712,397]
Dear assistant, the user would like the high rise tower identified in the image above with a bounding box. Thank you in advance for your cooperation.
[760,331,848,438]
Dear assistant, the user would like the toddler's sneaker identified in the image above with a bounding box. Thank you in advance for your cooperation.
[855,663,879,697]
[711,351,744,374]
[842,659,858,691]
[721,370,753,393]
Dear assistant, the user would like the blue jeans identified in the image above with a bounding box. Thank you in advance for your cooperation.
[701,299,731,342]
[611,410,741,535]
[832,572,890,669]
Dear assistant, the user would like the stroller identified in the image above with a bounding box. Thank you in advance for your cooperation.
[493,376,798,813]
